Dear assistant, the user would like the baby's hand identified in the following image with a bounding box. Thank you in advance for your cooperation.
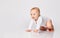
[33,29,38,32]
[26,29,32,32]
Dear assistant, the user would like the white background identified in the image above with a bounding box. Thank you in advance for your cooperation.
[0,0,60,38]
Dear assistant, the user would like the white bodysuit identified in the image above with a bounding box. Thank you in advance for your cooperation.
[28,16,50,32]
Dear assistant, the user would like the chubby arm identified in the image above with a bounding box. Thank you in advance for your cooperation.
[34,16,42,32]
[26,19,33,32]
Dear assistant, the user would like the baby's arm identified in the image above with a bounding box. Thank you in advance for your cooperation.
[34,16,42,32]
[26,29,32,32]
[26,19,33,32]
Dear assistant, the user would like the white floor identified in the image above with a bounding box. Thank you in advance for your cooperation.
[0,29,60,38]
[0,0,60,38]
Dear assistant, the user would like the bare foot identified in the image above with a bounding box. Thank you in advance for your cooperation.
[47,28,54,32]
[40,26,47,31]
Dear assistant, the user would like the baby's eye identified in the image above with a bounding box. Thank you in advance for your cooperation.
[33,13,35,15]
[30,14,32,15]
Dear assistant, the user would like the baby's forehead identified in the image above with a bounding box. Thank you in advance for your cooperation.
[31,9,38,11]
[31,9,39,13]
[30,10,39,14]
[30,7,40,13]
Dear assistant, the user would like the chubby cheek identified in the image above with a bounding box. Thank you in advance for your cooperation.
[32,16,37,19]
[31,15,38,19]
[31,16,35,20]
[34,15,38,18]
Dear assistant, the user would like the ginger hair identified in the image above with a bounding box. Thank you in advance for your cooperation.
[31,7,40,13]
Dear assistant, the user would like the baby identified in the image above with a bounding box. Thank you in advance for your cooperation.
[26,7,54,32]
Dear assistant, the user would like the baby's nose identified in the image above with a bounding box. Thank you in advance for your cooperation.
[32,17,34,19]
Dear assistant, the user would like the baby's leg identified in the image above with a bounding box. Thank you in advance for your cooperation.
[46,19,54,32]
[40,25,54,32]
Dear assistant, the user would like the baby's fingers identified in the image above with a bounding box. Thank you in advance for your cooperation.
[33,29,38,32]
[26,29,32,32]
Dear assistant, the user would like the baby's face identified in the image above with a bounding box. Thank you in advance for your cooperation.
[30,9,40,20]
